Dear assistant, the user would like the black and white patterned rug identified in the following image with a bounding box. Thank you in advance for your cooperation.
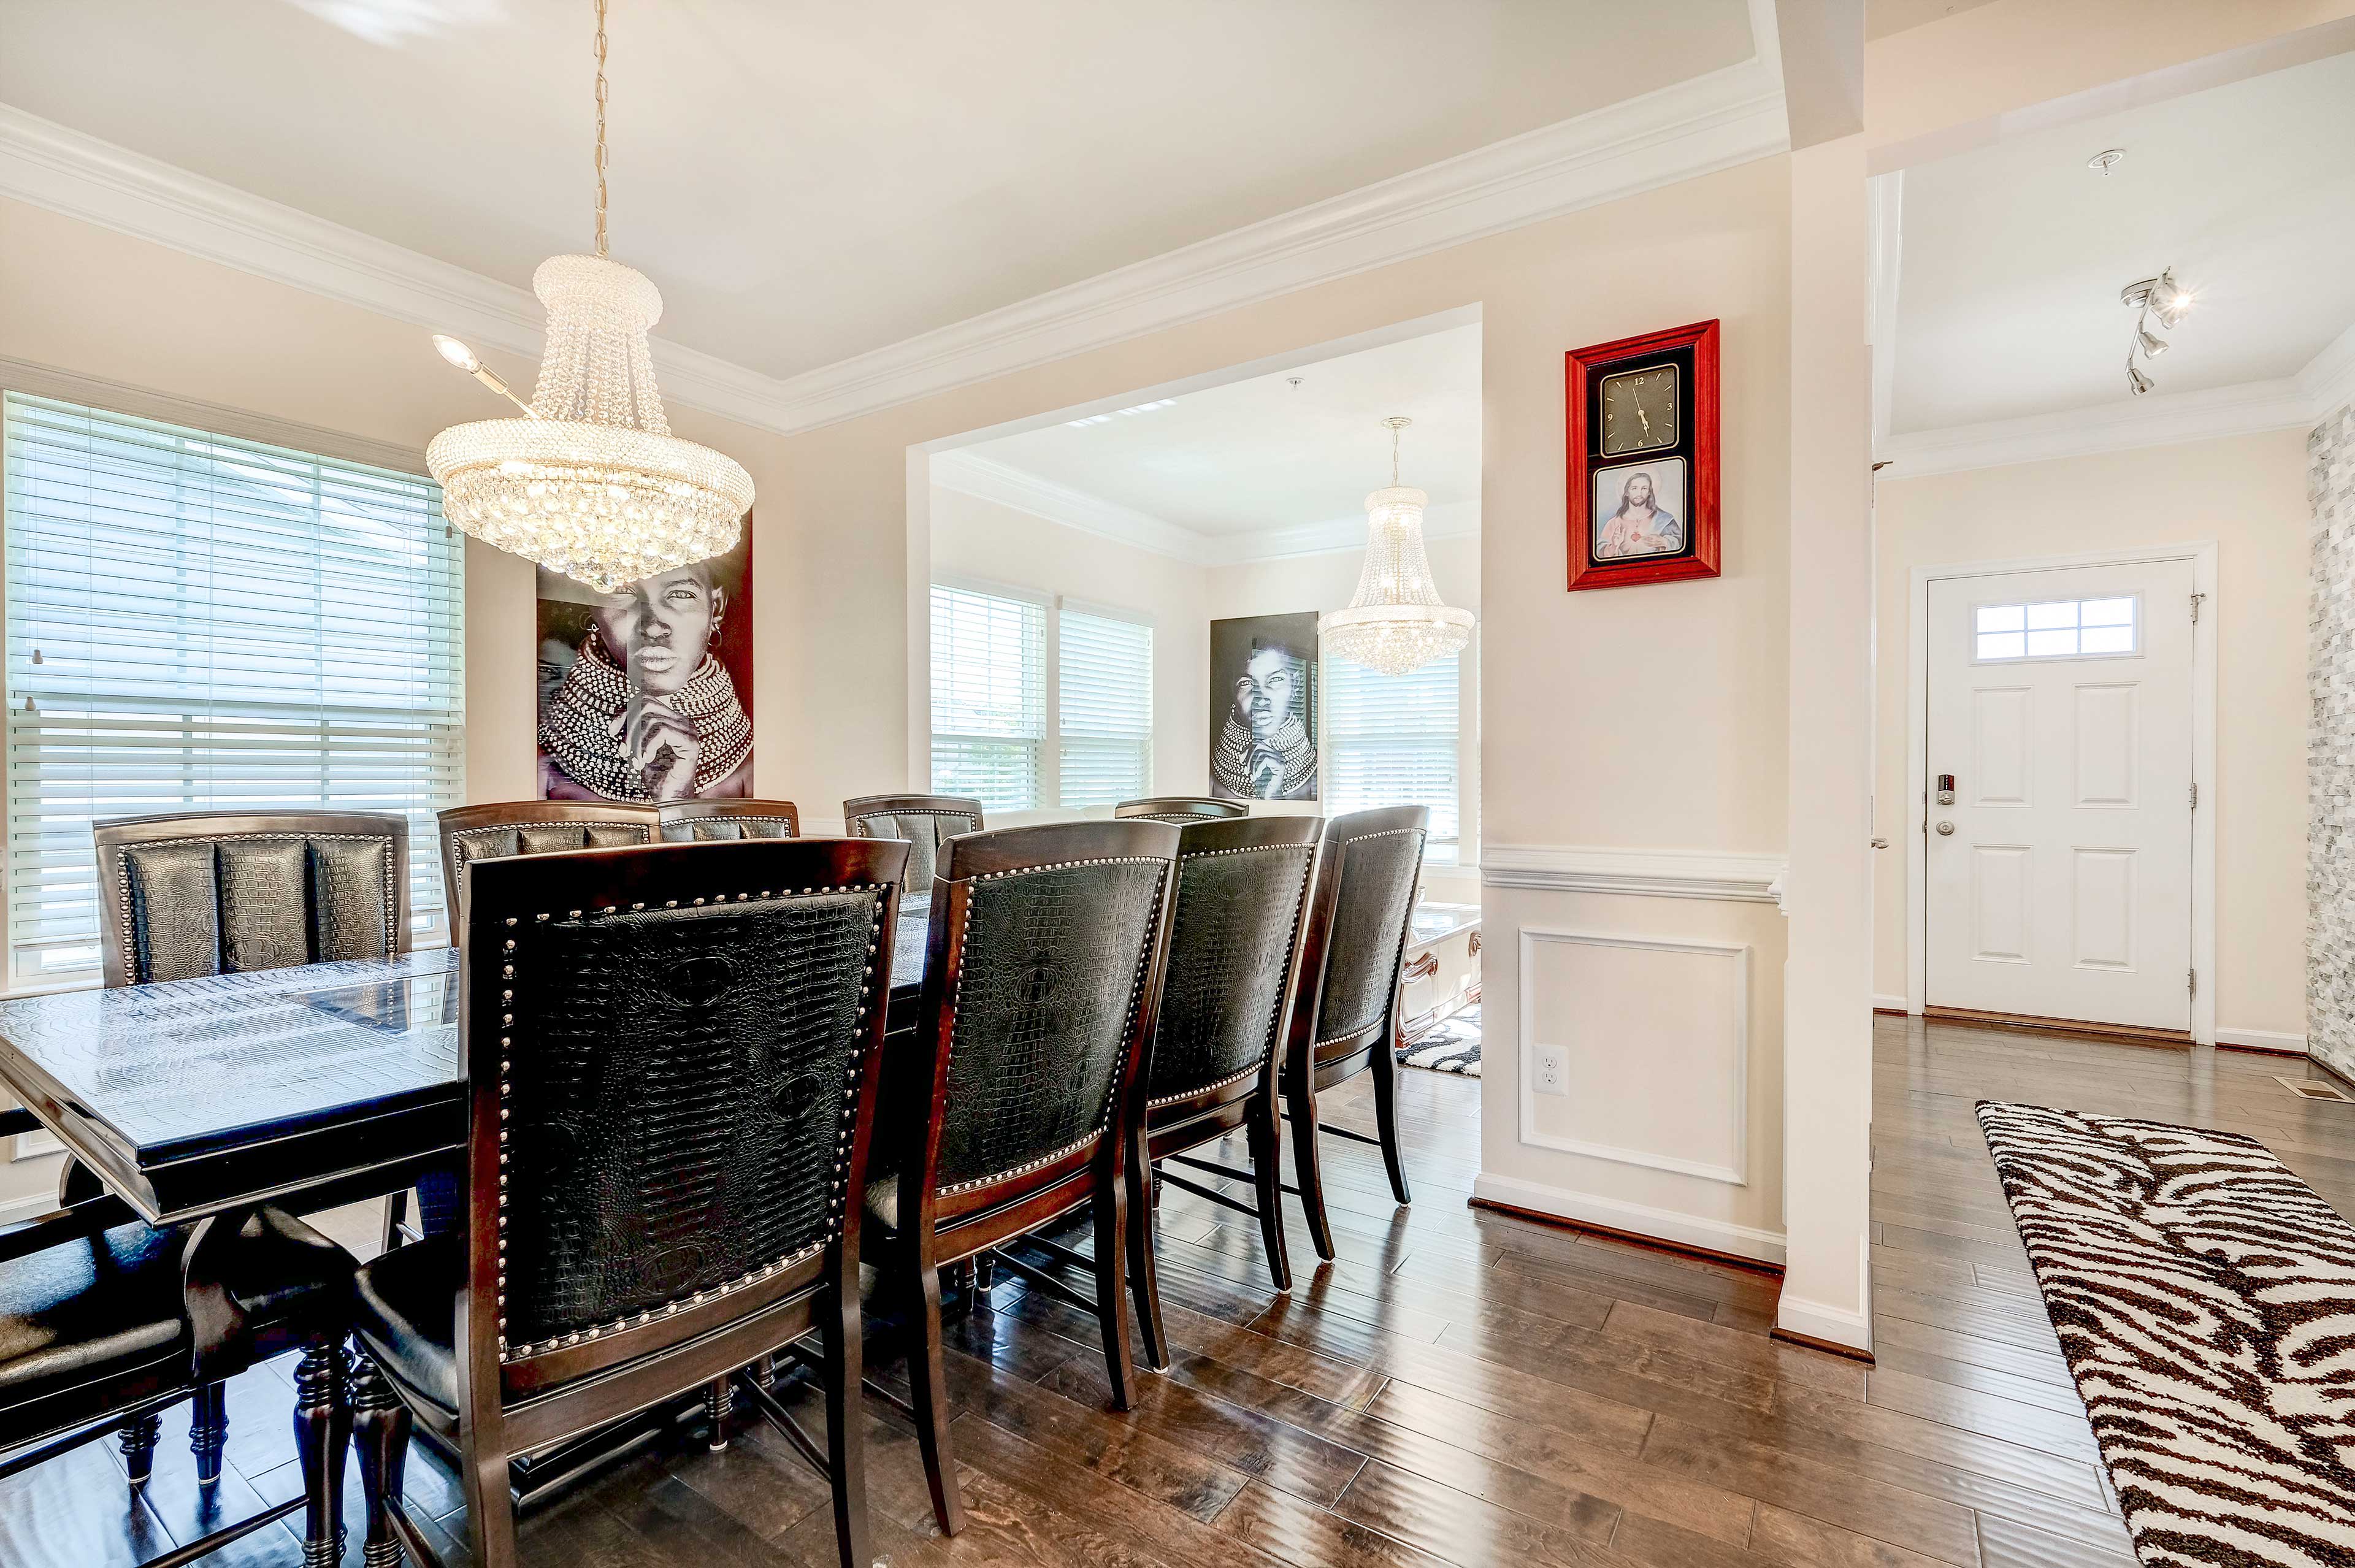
[1976,1101,2355,1567]
[1397,1004,1480,1076]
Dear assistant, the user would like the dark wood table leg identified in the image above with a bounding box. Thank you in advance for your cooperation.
[292,1338,351,1568]
[351,1356,416,1568]
[120,1412,163,1488]
[189,1381,228,1485]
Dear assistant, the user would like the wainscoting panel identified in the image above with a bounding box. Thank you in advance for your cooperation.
[1517,926,1751,1186]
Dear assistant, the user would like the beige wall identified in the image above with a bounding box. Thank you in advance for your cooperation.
[926,485,1210,807]
[1873,429,2313,1040]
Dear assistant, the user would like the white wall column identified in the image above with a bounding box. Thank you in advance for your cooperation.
[1778,132,1876,1355]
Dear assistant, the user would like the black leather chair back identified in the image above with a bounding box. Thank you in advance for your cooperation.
[843,794,982,892]
[1114,797,1248,825]
[470,837,906,1369]
[659,799,801,841]
[93,811,410,988]
[921,822,1174,1195]
[436,802,656,925]
[1302,806,1428,1060]
[1146,817,1319,1108]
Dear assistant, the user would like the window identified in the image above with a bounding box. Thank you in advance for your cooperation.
[930,584,1155,810]
[1975,597,2138,662]
[930,583,1046,809]
[2,392,465,982]
[1323,652,1461,862]
[1058,608,1152,806]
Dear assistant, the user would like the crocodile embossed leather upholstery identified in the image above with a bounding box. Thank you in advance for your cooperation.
[498,890,888,1352]
[930,858,1166,1191]
[659,799,800,841]
[1312,824,1426,1055]
[100,814,407,987]
[1146,835,1316,1104]
[843,796,983,893]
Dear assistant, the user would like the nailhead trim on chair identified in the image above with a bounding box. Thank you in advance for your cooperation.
[495,883,890,1362]
[1147,841,1315,1108]
[1312,828,1426,1052]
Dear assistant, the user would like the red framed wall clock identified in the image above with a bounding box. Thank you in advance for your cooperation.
[1565,319,1720,591]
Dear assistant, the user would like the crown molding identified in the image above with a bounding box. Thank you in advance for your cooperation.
[1480,844,1788,909]
[930,448,1480,567]
[0,102,800,437]
[2300,322,2355,420]
[1874,373,2327,478]
[0,50,1785,441]
[930,449,1214,564]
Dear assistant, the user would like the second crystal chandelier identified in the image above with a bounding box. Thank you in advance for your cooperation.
[426,0,753,592]
[1320,417,1476,677]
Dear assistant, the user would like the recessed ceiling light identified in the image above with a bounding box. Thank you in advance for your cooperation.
[2088,148,2126,175]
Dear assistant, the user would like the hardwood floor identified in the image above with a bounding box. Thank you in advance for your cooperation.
[13,1018,2355,1567]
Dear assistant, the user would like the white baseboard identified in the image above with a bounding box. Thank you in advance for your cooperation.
[1774,1292,1873,1353]
[1872,993,1911,1014]
[1471,1172,1786,1266]
[2216,1025,2308,1054]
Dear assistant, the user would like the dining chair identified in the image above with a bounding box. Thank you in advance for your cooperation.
[869,820,1178,1536]
[0,1129,359,1566]
[1282,805,1429,1260]
[433,801,657,925]
[93,810,412,989]
[1113,796,1249,824]
[346,835,909,1568]
[841,794,982,893]
[657,797,801,839]
[87,808,406,1492]
[1125,816,1320,1369]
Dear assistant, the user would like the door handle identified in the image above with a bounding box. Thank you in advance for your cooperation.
[1871,837,1889,849]
[1936,820,1955,836]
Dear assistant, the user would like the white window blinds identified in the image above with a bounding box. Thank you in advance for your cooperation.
[930,583,1044,809]
[2,392,466,983]
[1059,608,1151,807]
[1323,652,1461,861]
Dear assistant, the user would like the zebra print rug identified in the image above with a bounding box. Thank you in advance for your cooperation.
[1976,1101,2355,1567]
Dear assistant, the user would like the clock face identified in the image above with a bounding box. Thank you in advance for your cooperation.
[1599,364,1679,456]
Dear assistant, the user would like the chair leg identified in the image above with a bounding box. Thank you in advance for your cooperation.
[907,1253,966,1536]
[1369,1035,1413,1206]
[461,1422,519,1568]
[189,1380,228,1486]
[351,1358,415,1568]
[291,1339,351,1568]
[824,1272,876,1568]
[1285,1076,1338,1261]
[972,1250,997,1295]
[1125,1134,1169,1372]
[703,1375,734,1451]
[1093,1167,1139,1410]
[1249,1094,1293,1293]
[118,1412,162,1488]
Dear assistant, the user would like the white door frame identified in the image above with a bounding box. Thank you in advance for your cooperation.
[1904,541,2217,1043]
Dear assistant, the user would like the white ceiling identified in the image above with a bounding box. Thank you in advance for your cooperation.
[1888,47,2355,434]
[965,322,1480,549]
[0,1,1753,382]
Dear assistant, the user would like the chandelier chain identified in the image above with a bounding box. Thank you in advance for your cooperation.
[593,0,609,258]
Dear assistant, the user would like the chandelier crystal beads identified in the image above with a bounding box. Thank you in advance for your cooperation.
[1320,418,1474,677]
[426,1,751,593]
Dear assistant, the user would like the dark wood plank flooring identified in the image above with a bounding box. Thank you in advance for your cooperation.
[13,1018,2353,1567]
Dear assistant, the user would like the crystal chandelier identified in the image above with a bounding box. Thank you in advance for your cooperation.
[425,0,752,592]
[1320,417,1475,676]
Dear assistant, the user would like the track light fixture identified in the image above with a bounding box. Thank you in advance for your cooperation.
[2118,267,2192,396]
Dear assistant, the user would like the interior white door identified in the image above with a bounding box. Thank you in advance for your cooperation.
[1924,560,2195,1031]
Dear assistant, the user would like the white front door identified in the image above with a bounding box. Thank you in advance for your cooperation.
[1924,560,2195,1031]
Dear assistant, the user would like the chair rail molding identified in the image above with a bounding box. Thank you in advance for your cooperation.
[1481,844,1788,908]
[0,48,1785,439]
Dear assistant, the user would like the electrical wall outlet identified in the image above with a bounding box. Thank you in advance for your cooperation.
[1533,1045,1568,1096]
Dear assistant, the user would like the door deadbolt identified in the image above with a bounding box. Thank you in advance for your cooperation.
[1935,773,1956,805]
[1936,820,1955,835]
